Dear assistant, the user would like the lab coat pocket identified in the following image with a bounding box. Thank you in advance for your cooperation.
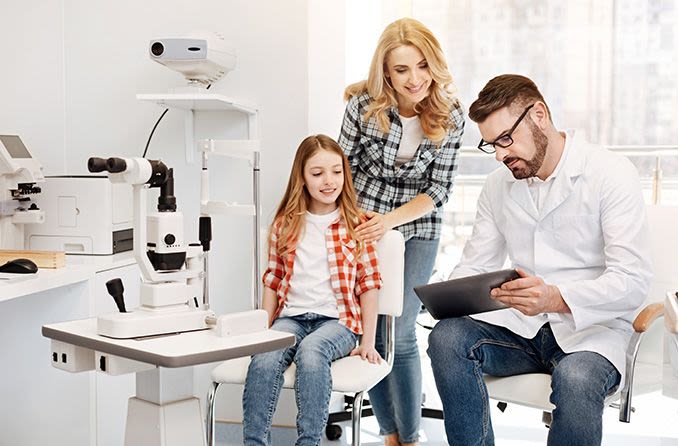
[553,214,599,231]
[552,214,603,262]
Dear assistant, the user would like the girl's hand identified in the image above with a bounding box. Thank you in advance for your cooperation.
[350,343,382,364]
[356,211,391,243]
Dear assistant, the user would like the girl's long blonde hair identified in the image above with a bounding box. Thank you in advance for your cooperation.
[344,18,459,143]
[271,134,363,255]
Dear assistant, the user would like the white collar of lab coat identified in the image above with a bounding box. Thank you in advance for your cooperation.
[506,129,586,220]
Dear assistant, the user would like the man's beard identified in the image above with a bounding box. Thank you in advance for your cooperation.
[503,120,548,180]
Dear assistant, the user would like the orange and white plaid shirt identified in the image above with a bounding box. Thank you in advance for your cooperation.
[262,216,382,335]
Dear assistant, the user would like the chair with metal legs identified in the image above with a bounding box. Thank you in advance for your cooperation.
[205,230,405,446]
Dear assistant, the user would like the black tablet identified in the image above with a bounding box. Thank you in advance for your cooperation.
[414,269,520,320]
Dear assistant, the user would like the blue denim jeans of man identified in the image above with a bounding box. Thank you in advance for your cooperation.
[242,313,358,446]
[369,237,440,444]
[427,317,621,446]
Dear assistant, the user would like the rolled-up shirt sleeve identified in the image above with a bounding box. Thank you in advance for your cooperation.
[262,223,284,290]
[355,241,382,296]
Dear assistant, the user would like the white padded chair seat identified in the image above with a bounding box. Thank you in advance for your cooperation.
[329,356,392,393]
[211,355,392,394]
[212,356,295,386]
[484,360,663,412]
[485,373,624,412]
[485,373,556,411]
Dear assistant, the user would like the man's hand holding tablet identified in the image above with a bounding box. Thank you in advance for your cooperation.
[490,268,571,316]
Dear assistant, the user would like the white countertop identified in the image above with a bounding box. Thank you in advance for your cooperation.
[0,251,136,303]
[43,317,295,367]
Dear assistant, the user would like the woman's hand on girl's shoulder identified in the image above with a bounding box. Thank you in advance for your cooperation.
[350,343,382,364]
[356,211,391,243]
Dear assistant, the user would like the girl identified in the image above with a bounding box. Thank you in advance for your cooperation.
[242,134,383,446]
[339,18,465,446]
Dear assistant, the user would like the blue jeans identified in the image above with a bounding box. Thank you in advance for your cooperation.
[427,317,621,446]
[242,313,358,446]
[369,237,439,443]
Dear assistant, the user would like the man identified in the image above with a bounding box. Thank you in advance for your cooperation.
[427,74,652,446]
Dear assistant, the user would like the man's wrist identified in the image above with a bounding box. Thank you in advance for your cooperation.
[548,285,571,313]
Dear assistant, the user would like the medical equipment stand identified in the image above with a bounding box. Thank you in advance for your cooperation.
[137,92,262,308]
[44,150,281,445]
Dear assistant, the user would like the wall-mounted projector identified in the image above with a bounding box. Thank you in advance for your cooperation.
[149,33,236,86]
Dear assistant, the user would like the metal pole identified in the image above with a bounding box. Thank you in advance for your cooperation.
[652,155,662,205]
[201,151,210,308]
[253,150,261,308]
[249,112,261,309]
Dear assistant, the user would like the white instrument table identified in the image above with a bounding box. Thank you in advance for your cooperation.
[42,317,295,446]
[42,317,294,367]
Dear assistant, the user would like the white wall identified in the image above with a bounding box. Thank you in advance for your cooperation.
[0,0,311,441]
[308,0,346,137]
[0,1,66,175]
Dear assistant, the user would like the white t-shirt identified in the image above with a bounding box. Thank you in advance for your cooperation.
[280,208,340,318]
[395,114,425,167]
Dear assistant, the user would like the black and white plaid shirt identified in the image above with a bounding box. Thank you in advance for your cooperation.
[338,92,465,241]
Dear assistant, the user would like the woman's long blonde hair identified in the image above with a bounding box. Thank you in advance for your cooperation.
[271,134,363,256]
[344,18,458,143]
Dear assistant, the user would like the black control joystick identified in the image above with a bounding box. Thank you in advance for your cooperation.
[106,278,127,313]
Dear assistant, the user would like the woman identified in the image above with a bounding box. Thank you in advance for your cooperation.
[338,18,464,446]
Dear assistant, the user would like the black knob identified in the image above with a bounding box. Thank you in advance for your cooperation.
[88,157,107,173]
[105,278,127,313]
[29,203,39,210]
[151,42,164,57]
[164,233,176,245]
[199,216,212,252]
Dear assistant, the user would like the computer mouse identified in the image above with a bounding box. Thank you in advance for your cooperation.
[0,258,38,274]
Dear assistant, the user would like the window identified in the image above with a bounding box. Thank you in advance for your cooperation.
[344,0,678,278]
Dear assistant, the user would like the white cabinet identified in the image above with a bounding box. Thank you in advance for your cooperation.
[0,253,140,446]
[0,281,91,446]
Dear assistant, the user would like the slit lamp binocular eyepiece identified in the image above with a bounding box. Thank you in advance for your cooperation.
[87,157,169,189]
[88,156,127,173]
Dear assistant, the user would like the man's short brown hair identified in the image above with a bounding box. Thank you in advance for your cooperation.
[468,74,551,123]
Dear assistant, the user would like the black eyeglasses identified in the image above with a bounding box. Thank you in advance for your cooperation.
[477,104,535,154]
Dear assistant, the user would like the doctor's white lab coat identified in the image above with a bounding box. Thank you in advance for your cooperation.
[450,130,652,382]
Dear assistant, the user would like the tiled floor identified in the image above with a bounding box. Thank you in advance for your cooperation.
[216,390,678,445]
